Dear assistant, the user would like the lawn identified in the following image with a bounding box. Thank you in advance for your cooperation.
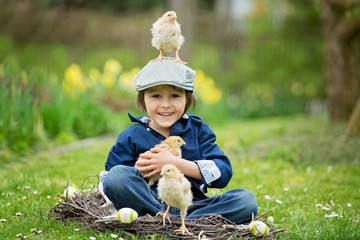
[1,113,359,239]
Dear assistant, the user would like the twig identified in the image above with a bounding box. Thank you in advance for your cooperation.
[59,201,98,218]
[270,226,287,234]
[255,209,274,220]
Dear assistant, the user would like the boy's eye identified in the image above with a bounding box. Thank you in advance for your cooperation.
[171,94,180,98]
[151,94,161,98]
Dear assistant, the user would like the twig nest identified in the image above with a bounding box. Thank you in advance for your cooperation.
[117,208,138,223]
[249,220,269,236]
[64,186,78,199]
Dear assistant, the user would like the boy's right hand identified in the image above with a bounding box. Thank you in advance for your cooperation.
[135,148,173,179]
[135,151,152,177]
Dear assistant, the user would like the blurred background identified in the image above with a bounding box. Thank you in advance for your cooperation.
[0,0,359,153]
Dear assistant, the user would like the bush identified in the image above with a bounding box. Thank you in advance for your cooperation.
[73,97,113,138]
[0,61,44,152]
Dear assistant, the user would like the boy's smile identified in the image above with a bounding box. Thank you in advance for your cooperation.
[144,85,186,137]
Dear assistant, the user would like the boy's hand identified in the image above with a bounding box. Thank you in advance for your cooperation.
[135,148,175,178]
[135,150,153,177]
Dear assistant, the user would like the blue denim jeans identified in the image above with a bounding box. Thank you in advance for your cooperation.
[103,165,258,224]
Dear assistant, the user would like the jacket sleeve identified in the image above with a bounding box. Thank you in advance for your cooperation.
[195,123,233,189]
[105,132,136,171]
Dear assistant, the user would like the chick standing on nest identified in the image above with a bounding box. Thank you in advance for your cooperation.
[151,11,186,64]
[157,164,193,235]
[147,136,186,188]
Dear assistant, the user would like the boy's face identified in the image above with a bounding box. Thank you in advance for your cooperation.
[144,85,186,136]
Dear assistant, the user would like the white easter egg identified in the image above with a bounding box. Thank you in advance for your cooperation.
[249,220,269,236]
[64,186,78,199]
[117,208,138,223]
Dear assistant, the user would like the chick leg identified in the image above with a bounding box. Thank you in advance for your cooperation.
[147,179,154,188]
[156,204,172,226]
[151,49,164,62]
[174,49,187,64]
[151,49,172,62]
[175,208,192,235]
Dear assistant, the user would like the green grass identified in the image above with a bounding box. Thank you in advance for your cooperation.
[1,114,360,239]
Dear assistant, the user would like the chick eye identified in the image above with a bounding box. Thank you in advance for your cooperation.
[168,14,171,17]
[177,140,181,142]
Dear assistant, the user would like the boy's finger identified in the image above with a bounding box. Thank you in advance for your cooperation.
[150,147,165,153]
[139,152,153,158]
[136,159,152,167]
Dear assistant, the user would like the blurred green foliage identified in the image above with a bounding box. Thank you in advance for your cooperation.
[192,0,324,120]
[0,0,329,153]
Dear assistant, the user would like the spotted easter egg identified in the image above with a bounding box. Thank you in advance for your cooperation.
[117,208,138,223]
[249,220,269,236]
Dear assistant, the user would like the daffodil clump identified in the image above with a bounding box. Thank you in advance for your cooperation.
[119,67,141,92]
[62,64,85,100]
[194,70,222,104]
[101,58,122,88]
[62,59,139,100]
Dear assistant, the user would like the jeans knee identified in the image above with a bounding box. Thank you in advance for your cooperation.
[243,189,258,216]
[233,188,258,220]
[103,165,133,195]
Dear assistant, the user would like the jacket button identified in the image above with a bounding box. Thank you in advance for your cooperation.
[146,128,150,131]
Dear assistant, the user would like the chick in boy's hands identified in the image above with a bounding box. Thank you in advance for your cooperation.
[136,136,185,187]
[135,147,167,183]
[148,136,185,187]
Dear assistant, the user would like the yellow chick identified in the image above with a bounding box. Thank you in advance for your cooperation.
[157,164,193,235]
[151,11,186,64]
[147,136,186,188]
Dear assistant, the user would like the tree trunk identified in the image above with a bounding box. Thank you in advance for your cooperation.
[346,97,360,135]
[320,0,360,121]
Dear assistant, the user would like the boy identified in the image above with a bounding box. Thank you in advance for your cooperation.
[102,59,257,223]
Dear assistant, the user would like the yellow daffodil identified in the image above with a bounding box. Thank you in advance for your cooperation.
[101,72,115,88]
[89,68,101,86]
[104,59,122,76]
[62,64,85,99]
[64,64,84,90]
[194,70,222,104]
[119,67,140,91]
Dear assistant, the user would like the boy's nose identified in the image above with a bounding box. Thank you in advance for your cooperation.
[160,98,171,107]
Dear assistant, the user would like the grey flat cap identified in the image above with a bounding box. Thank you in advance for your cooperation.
[134,59,196,92]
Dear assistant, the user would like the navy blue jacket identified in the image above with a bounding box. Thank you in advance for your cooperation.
[105,113,233,199]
